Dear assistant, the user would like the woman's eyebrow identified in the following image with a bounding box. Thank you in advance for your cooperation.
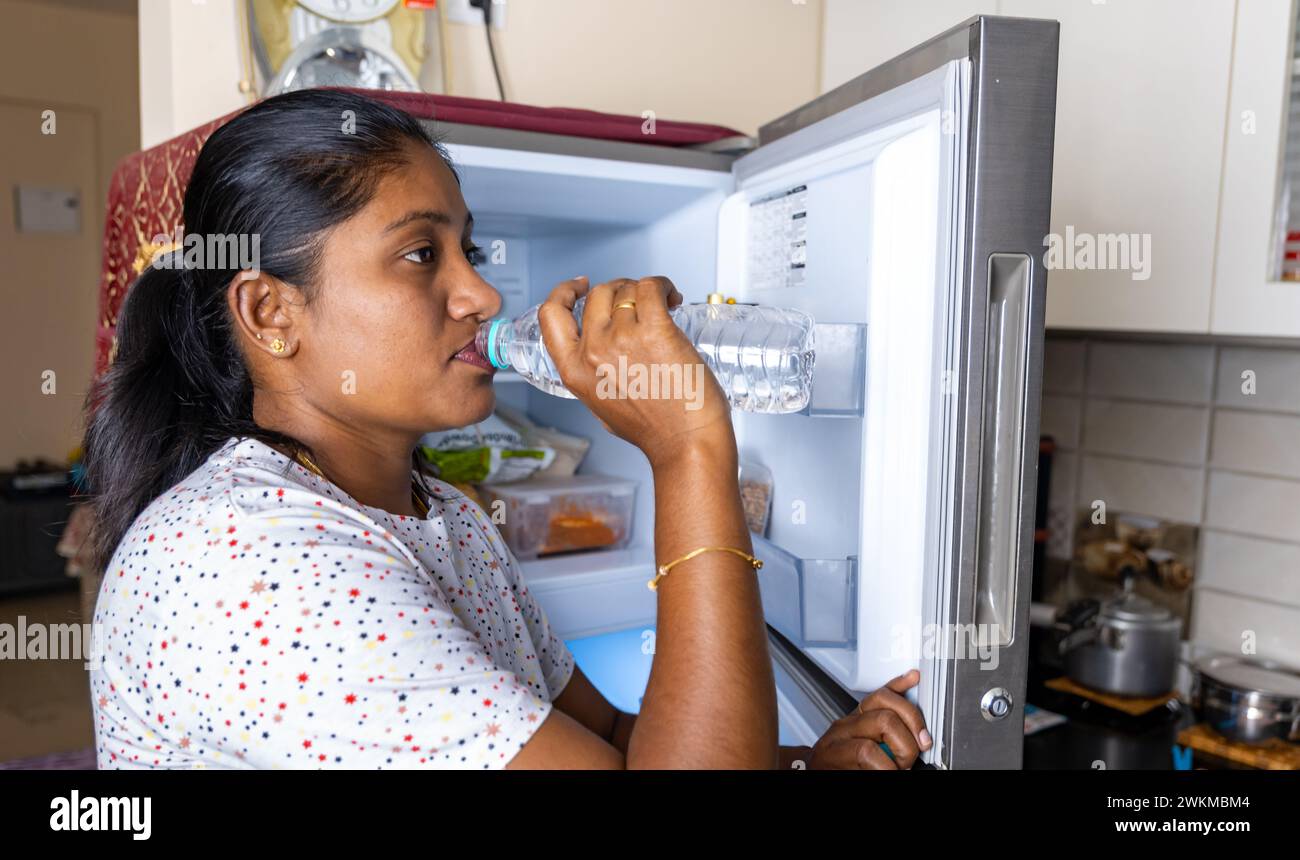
[382,209,455,234]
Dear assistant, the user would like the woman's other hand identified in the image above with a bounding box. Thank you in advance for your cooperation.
[807,669,932,770]
[537,276,734,470]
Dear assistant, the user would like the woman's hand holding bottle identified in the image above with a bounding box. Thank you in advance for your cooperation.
[537,275,735,471]
[537,275,777,768]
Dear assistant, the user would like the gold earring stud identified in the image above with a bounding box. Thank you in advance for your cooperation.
[270,337,286,354]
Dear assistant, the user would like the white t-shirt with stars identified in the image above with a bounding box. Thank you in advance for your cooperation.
[90,436,575,769]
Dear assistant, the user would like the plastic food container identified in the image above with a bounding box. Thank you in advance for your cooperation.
[478,474,636,559]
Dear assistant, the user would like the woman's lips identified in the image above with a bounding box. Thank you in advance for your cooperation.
[453,341,495,372]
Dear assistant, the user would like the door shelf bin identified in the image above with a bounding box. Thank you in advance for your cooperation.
[801,323,866,418]
[752,535,857,648]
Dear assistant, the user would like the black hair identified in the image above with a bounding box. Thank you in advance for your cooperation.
[82,88,451,571]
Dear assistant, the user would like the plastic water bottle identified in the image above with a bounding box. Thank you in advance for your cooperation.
[475,294,816,414]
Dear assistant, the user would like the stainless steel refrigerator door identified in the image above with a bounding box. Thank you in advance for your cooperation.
[742,16,1058,769]
[938,15,1057,772]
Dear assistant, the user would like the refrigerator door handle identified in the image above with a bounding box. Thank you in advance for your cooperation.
[972,253,1034,649]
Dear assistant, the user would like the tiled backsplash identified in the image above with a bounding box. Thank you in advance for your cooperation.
[1041,335,1300,668]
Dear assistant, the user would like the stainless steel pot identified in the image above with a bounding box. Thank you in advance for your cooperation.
[1191,655,1300,744]
[1057,590,1182,698]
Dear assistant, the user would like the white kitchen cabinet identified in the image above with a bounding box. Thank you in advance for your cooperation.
[824,0,1238,333]
[1211,0,1300,338]
[999,0,1235,333]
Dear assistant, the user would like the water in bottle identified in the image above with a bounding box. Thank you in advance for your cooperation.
[475,294,816,414]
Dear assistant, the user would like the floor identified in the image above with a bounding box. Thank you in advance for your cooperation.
[0,583,96,762]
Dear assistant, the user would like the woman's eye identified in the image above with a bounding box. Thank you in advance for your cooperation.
[403,246,436,265]
[465,244,486,267]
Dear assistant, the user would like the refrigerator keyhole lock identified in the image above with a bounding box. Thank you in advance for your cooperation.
[980,687,1013,722]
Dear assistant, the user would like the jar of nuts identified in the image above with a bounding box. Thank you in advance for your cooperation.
[738,459,773,537]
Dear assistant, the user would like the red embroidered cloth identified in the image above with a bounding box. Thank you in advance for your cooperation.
[94,91,741,376]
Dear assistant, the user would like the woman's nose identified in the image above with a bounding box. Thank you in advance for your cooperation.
[447,265,503,322]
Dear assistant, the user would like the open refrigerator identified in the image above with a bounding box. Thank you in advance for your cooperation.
[436,16,1059,768]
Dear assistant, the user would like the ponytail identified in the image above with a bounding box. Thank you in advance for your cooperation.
[83,262,276,571]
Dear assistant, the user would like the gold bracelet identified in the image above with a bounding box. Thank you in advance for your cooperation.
[648,546,763,591]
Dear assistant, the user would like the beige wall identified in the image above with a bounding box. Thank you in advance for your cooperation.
[137,0,248,148]
[0,0,140,240]
[821,0,992,92]
[0,0,140,465]
[138,0,825,144]
[441,0,825,136]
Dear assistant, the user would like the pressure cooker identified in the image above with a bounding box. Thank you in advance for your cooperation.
[1056,586,1182,698]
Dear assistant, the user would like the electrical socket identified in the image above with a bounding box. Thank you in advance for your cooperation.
[441,0,507,29]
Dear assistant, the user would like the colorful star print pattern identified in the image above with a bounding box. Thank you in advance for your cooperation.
[90,438,574,769]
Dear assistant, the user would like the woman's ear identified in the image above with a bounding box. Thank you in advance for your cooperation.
[228,272,304,358]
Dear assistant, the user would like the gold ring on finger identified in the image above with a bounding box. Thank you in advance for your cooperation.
[614,300,637,311]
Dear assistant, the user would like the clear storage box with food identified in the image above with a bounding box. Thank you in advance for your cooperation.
[477,474,637,560]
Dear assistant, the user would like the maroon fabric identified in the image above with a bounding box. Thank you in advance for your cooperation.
[361,89,745,146]
[94,111,237,377]
[94,91,741,377]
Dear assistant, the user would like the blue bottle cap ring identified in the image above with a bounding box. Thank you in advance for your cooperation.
[486,319,508,369]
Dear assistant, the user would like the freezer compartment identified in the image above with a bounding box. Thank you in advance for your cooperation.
[442,139,732,238]
[753,534,857,649]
